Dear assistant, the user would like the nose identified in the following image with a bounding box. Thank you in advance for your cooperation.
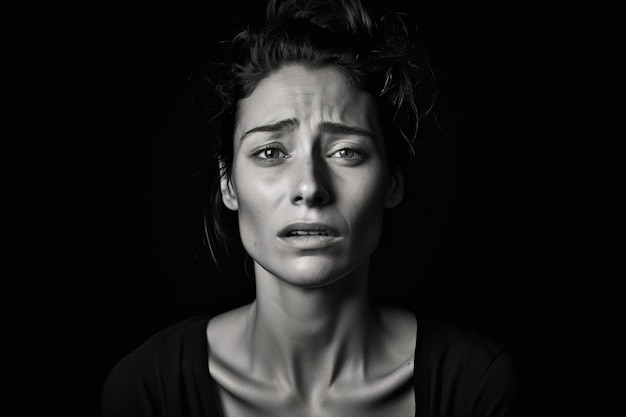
[290,155,331,207]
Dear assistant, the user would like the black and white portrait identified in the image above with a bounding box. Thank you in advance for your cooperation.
[7,0,617,416]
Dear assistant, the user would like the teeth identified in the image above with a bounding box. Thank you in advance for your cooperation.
[288,231,329,236]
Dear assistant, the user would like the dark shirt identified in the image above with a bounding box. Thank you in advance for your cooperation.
[102,315,517,417]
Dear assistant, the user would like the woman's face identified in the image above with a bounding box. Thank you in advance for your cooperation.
[222,65,403,288]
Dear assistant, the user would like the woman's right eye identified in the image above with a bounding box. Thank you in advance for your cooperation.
[252,146,288,164]
[256,148,283,159]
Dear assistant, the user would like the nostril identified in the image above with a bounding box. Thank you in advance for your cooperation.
[291,190,329,206]
[312,195,326,205]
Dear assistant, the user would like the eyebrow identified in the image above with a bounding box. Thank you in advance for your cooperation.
[240,119,374,142]
[318,121,375,140]
[239,118,299,142]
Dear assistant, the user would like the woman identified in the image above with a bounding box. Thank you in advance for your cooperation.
[102,1,517,416]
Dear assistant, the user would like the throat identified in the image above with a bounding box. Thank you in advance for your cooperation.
[248,288,377,390]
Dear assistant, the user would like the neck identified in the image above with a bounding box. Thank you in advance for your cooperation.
[247,262,379,395]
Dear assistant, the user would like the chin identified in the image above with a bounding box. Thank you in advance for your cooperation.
[256,256,366,289]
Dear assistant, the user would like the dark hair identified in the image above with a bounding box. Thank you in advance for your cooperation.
[197,0,436,266]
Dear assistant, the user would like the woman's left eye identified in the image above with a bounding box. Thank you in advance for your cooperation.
[329,148,363,160]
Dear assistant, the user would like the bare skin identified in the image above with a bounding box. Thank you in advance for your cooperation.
[207,265,417,417]
[208,65,416,416]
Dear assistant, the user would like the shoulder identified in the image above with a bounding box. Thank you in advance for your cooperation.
[102,315,211,417]
[416,319,519,416]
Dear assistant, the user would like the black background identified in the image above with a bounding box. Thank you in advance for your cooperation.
[8,1,619,416]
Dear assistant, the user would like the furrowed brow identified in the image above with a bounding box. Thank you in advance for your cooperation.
[240,118,299,142]
[318,121,375,140]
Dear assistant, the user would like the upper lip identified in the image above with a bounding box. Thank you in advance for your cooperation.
[278,222,340,237]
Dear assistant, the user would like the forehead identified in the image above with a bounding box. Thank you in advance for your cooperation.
[235,65,381,140]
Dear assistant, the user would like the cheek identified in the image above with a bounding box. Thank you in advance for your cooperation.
[347,164,388,206]
[236,206,265,255]
[341,171,387,234]
[233,179,281,250]
[236,193,265,233]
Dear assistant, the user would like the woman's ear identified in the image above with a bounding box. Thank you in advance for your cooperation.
[384,166,404,208]
[219,161,238,211]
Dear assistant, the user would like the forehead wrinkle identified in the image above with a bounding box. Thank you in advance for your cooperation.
[234,65,382,145]
[295,92,363,132]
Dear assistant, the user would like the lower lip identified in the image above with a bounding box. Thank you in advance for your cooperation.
[278,235,342,249]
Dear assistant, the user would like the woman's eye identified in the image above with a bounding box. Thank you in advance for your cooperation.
[255,147,284,159]
[330,148,362,160]
[338,149,355,158]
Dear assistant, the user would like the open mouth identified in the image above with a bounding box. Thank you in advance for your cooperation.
[286,231,332,237]
[279,222,339,238]
[278,223,341,248]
